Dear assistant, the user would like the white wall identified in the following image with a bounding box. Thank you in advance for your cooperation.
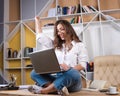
[84,21,120,61]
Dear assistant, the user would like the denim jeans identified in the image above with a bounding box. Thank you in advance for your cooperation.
[30,68,82,92]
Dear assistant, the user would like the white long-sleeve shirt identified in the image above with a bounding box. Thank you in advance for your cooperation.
[37,33,89,69]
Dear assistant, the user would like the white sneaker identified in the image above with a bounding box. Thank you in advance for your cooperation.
[62,86,69,96]
[28,85,42,94]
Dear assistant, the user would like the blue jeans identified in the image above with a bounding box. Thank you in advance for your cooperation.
[30,68,82,92]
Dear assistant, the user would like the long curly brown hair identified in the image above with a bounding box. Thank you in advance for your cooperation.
[54,19,81,49]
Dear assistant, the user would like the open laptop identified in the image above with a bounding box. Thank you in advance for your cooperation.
[29,48,63,74]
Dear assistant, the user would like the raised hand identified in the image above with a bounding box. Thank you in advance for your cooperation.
[35,16,42,33]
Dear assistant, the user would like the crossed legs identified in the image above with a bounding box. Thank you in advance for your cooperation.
[30,69,81,94]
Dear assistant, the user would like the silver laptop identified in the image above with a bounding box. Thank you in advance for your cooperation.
[29,48,62,74]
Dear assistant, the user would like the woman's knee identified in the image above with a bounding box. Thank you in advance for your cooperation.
[30,70,37,78]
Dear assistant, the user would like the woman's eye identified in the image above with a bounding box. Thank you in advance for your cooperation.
[57,28,65,32]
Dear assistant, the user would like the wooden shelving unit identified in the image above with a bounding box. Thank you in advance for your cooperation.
[3,0,120,85]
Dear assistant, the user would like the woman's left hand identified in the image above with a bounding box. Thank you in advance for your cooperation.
[60,64,70,71]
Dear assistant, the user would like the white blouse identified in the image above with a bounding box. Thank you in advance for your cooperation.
[37,33,89,69]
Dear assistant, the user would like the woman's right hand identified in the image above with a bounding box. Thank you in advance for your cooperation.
[60,64,70,71]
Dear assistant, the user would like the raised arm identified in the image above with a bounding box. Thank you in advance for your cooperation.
[35,16,42,34]
[35,16,54,50]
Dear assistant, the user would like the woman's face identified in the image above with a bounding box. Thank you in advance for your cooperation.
[57,24,67,40]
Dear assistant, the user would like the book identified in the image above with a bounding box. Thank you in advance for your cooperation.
[83,5,92,13]
[77,4,81,13]
[78,16,81,23]
[87,6,97,12]
[67,6,71,14]
[70,17,75,24]
[72,6,76,14]
[73,5,77,14]
[74,16,78,23]
[81,6,86,13]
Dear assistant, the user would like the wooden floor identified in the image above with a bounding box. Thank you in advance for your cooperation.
[0,89,120,96]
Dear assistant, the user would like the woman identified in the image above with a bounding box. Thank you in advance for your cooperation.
[28,16,89,95]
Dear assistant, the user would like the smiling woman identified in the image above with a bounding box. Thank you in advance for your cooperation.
[54,19,81,50]
[28,17,89,95]
[56,25,66,40]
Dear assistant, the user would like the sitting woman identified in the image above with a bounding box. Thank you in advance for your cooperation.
[28,16,89,95]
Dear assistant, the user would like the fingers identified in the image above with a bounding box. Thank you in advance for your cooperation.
[35,16,40,21]
[60,64,70,71]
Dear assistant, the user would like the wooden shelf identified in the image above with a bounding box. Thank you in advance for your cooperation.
[3,0,120,86]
